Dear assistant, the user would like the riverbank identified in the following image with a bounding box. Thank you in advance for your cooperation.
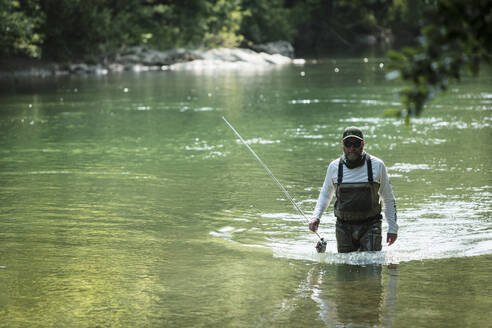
[0,41,303,82]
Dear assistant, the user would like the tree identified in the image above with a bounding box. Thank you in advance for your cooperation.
[240,0,294,46]
[386,0,492,120]
[37,0,248,60]
[0,0,44,58]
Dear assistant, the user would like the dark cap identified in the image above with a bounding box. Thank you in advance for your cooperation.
[342,126,364,140]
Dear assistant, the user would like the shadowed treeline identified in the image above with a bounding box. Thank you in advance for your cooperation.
[1,0,428,61]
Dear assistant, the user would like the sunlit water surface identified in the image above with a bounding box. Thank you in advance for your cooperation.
[1,58,491,327]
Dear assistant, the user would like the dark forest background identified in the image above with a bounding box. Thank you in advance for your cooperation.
[0,0,430,61]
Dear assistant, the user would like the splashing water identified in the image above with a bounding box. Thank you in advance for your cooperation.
[212,190,492,265]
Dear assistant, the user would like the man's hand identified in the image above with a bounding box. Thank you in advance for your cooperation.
[309,218,320,232]
[387,233,397,246]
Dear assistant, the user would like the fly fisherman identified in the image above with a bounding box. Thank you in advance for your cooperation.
[309,127,398,253]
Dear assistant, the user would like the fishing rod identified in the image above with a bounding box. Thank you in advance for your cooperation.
[222,116,327,253]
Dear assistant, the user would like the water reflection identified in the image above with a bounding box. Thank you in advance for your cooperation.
[280,264,398,327]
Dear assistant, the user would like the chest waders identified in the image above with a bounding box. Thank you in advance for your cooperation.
[334,155,383,252]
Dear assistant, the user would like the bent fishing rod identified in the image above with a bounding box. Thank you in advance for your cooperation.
[222,116,326,253]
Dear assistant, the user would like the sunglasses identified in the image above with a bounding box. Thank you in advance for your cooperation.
[343,139,362,148]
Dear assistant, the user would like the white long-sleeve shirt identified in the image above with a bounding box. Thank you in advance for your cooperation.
[313,154,398,234]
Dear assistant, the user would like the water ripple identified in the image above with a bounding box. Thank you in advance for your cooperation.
[212,191,492,265]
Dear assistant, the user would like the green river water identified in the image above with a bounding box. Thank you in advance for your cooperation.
[1,58,491,327]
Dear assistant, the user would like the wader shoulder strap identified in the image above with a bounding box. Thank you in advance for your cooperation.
[338,154,373,183]
[337,156,344,184]
[366,154,373,182]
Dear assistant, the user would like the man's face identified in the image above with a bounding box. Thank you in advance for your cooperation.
[342,137,364,161]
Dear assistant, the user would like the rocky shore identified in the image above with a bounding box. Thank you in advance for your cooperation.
[0,41,304,80]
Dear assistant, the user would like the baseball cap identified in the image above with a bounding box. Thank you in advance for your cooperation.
[342,126,364,140]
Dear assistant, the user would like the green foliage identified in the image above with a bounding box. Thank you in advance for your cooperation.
[33,0,249,60]
[39,0,117,60]
[4,0,486,79]
[282,0,428,54]
[386,0,492,118]
[0,0,44,58]
[203,0,246,47]
[240,0,294,46]
[3,0,428,61]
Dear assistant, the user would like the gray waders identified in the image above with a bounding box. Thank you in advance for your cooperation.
[335,155,382,253]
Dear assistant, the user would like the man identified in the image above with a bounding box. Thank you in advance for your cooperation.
[309,127,398,252]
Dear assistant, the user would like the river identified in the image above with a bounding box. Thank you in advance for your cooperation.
[1,58,491,327]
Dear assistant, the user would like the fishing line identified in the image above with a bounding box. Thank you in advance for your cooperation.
[222,116,326,252]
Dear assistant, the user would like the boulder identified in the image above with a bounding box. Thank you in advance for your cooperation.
[117,53,141,65]
[260,53,292,65]
[119,45,148,56]
[117,47,201,66]
[68,63,108,75]
[251,41,295,58]
[38,44,298,75]
[201,48,264,63]
[356,34,378,46]
[69,63,90,74]
[169,48,292,71]
[163,48,201,64]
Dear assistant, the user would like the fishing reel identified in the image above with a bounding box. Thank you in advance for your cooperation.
[315,238,327,253]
